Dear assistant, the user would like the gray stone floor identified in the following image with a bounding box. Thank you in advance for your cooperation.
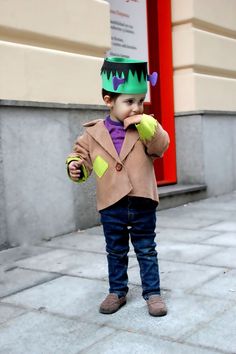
[0,191,236,354]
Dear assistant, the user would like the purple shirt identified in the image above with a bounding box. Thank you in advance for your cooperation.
[104,116,126,155]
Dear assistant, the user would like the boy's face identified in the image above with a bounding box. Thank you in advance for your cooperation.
[104,93,146,123]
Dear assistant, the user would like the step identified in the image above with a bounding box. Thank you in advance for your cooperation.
[158,183,207,210]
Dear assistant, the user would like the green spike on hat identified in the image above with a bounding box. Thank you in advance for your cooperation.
[101,57,158,94]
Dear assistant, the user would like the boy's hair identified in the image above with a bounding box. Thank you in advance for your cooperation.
[102,89,121,101]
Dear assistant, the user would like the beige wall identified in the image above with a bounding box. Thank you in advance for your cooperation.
[0,0,110,105]
[1,0,236,112]
[172,0,236,112]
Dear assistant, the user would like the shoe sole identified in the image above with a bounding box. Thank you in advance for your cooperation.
[99,300,126,314]
[149,310,167,317]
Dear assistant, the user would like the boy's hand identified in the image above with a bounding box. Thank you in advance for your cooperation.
[68,160,83,181]
[124,114,155,129]
[123,114,142,129]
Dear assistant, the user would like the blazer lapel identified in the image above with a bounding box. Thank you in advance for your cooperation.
[119,128,139,162]
[86,120,120,161]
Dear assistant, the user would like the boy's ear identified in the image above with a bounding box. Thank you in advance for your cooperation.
[103,95,113,108]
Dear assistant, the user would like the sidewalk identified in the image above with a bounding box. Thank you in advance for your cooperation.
[1,191,236,354]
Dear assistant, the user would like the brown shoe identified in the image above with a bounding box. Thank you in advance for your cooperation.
[147,295,167,317]
[99,293,126,314]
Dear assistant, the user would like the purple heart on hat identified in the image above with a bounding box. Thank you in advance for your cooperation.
[113,76,126,91]
[147,72,158,86]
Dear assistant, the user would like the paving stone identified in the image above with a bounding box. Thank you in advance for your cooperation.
[43,231,106,253]
[159,205,235,222]
[189,209,236,221]
[128,261,224,292]
[202,232,236,247]
[0,266,59,298]
[203,221,236,232]
[14,248,105,274]
[14,248,80,272]
[157,216,215,230]
[79,225,104,235]
[0,303,26,325]
[0,311,115,354]
[1,276,127,317]
[158,242,221,263]
[0,245,52,266]
[192,269,236,300]
[156,227,219,244]
[84,288,232,341]
[198,247,236,268]
[189,194,236,211]
[193,201,236,211]
[158,204,202,217]
[15,248,137,279]
[43,231,136,256]
[80,331,220,354]
[65,252,137,279]
[185,305,236,353]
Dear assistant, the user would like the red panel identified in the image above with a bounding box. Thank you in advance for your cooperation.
[145,0,177,185]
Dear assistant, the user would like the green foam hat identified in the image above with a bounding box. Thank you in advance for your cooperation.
[101,57,158,94]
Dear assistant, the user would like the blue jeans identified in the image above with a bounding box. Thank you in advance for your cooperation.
[100,196,161,300]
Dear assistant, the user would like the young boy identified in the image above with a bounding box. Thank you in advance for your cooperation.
[66,57,170,316]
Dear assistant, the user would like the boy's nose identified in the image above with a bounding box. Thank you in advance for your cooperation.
[132,104,140,113]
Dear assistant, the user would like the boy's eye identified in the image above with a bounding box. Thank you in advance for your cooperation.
[124,97,145,105]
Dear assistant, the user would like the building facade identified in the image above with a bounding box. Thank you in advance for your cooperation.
[0,0,236,246]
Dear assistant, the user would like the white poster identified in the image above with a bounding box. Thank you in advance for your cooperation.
[106,0,148,61]
[106,0,150,101]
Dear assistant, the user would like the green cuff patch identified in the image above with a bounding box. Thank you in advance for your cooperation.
[135,114,157,141]
[66,157,89,183]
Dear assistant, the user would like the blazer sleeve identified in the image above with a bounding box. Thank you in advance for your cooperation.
[143,120,170,158]
[124,114,170,158]
[66,131,93,182]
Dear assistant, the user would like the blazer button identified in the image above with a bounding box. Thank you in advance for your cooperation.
[116,163,123,171]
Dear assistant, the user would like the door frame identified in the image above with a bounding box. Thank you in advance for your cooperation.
[145,0,177,185]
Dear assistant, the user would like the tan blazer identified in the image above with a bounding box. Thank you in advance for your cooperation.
[68,116,170,211]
